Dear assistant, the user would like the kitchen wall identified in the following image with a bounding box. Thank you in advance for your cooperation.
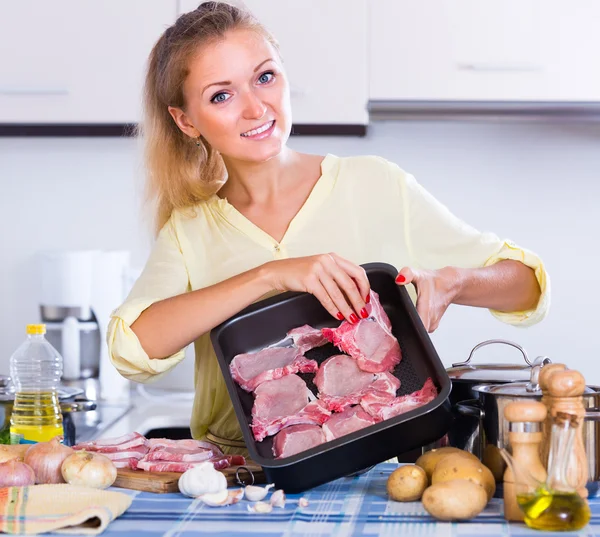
[1,118,599,390]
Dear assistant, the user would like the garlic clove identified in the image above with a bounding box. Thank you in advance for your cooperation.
[228,488,244,505]
[247,501,273,513]
[298,497,309,507]
[270,489,286,508]
[244,483,275,502]
[199,489,230,506]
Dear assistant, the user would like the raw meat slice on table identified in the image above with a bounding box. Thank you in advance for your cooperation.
[230,346,318,392]
[272,424,327,459]
[322,291,401,373]
[147,438,223,455]
[314,354,399,412]
[251,374,331,442]
[286,324,329,354]
[135,455,246,473]
[360,378,438,422]
[73,431,149,453]
[322,406,377,441]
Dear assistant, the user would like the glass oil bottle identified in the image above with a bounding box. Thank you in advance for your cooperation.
[512,412,591,531]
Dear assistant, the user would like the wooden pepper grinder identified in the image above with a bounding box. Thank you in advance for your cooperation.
[546,369,589,498]
[538,363,567,467]
[503,401,548,522]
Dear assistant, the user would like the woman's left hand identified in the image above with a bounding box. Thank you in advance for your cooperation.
[395,267,458,332]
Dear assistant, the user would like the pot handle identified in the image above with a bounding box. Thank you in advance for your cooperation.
[456,399,485,420]
[584,408,600,421]
[452,339,532,367]
[60,400,97,413]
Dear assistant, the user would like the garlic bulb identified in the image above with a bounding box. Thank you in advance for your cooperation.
[178,462,227,498]
[244,483,274,502]
[298,497,309,507]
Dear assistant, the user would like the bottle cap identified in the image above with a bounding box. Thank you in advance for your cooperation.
[26,324,46,335]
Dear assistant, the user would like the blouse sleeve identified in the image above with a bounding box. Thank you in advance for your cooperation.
[392,162,550,327]
[106,215,190,383]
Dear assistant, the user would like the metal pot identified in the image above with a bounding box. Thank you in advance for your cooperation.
[436,339,550,458]
[0,375,96,445]
[456,372,600,484]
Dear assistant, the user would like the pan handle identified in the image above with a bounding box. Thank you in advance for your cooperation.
[584,408,600,421]
[60,400,97,413]
[452,339,532,367]
[455,399,485,420]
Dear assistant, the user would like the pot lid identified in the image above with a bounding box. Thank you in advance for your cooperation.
[447,339,542,383]
[473,381,597,397]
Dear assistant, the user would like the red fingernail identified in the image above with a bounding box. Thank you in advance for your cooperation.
[336,312,344,320]
[349,313,359,324]
[395,275,406,284]
[360,308,368,319]
[365,294,371,303]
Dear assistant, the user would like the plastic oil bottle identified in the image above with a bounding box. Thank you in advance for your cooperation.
[9,324,64,443]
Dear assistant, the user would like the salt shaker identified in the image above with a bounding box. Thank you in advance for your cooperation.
[503,401,548,522]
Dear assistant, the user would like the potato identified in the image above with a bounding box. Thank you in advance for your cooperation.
[422,479,488,521]
[432,454,496,501]
[387,465,428,502]
[415,447,479,483]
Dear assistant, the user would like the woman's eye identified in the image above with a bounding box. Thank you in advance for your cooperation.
[211,92,230,104]
[257,71,274,84]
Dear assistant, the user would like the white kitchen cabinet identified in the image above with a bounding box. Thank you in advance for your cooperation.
[0,2,177,124]
[179,0,368,126]
[370,0,600,103]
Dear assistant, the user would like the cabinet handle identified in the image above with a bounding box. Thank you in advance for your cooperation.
[456,62,542,73]
[0,87,69,96]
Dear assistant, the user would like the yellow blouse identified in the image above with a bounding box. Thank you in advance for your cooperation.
[107,154,550,453]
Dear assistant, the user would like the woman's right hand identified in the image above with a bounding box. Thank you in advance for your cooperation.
[262,253,371,323]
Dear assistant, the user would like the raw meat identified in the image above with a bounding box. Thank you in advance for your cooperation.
[286,324,328,354]
[360,378,438,422]
[143,449,215,463]
[147,438,223,456]
[135,454,246,473]
[230,346,318,392]
[73,431,149,453]
[322,291,401,373]
[322,406,377,441]
[251,374,331,442]
[272,424,327,459]
[314,354,399,412]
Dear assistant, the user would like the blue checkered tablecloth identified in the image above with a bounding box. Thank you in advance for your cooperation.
[88,463,600,536]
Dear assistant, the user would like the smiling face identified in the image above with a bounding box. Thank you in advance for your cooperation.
[168,29,292,164]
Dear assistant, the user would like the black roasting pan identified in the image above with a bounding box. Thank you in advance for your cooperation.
[210,262,453,492]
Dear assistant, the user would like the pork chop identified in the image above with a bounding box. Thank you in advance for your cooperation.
[360,377,438,422]
[322,406,377,441]
[314,354,400,412]
[251,374,331,442]
[286,324,329,354]
[230,346,318,392]
[322,291,401,373]
[272,424,327,458]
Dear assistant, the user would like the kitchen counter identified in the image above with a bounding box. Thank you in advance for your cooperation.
[71,462,600,537]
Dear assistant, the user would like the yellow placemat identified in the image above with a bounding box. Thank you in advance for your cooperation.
[0,484,132,535]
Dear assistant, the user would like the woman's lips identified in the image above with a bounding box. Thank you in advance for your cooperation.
[240,120,276,140]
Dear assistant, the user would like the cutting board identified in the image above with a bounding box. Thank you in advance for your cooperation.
[113,462,265,494]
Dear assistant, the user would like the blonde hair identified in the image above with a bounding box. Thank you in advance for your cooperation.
[140,1,279,233]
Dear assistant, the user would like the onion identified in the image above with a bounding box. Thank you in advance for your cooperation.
[0,445,29,463]
[24,437,74,484]
[0,460,36,487]
[61,450,117,490]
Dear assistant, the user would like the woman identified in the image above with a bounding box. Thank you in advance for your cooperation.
[107,2,549,454]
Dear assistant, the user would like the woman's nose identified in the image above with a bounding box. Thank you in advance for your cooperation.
[242,91,267,120]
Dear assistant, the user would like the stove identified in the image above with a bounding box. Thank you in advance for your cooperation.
[65,401,132,445]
